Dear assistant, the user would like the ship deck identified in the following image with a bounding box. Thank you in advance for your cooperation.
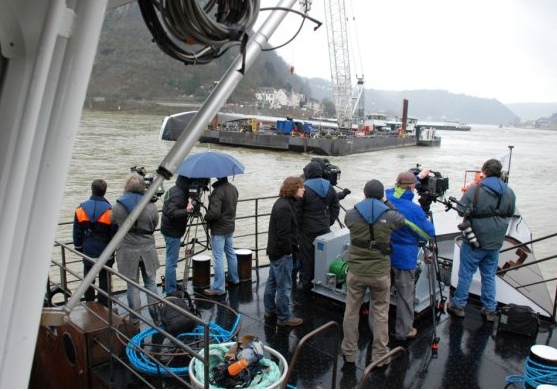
[37,264,557,389]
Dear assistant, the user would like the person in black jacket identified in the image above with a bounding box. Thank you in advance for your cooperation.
[160,175,193,297]
[264,176,305,327]
[204,177,240,296]
[298,161,340,292]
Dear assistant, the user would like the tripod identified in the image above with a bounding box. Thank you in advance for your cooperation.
[181,201,211,292]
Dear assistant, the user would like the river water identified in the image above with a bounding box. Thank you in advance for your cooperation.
[60,112,557,264]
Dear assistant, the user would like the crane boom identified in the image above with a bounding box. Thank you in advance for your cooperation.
[324,0,354,130]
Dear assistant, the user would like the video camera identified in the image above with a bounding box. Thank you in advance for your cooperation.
[409,164,449,213]
[188,178,210,214]
[130,166,165,202]
[410,165,449,199]
[311,157,341,186]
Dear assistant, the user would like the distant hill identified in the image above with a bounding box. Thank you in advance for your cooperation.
[308,77,520,125]
[505,103,557,122]
[87,4,538,126]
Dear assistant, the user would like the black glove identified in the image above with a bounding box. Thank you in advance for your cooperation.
[338,188,351,200]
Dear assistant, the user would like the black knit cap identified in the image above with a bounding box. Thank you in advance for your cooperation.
[363,179,384,199]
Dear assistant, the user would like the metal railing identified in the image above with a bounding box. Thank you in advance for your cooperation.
[38,195,280,388]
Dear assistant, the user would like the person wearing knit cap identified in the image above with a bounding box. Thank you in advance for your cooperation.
[386,170,436,341]
[341,179,405,368]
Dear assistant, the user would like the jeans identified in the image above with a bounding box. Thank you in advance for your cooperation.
[210,233,239,293]
[164,235,181,295]
[264,255,294,322]
[452,242,499,311]
[127,261,159,323]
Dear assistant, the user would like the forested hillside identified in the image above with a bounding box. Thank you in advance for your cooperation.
[87,3,530,125]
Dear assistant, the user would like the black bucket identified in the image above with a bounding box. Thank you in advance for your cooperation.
[192,255,211,289]
[235,249,252,282]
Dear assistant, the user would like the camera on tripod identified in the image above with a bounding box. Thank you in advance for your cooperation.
[187,178,210,214]
[130,165,165,202]
[410,165,449,199]
[311,157,341,186]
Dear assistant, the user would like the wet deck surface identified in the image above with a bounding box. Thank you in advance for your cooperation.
[95,266,557,389]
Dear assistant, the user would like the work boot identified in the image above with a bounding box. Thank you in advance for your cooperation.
[277,317,303,327]
[481,307,497,322]
[406,327,417,339]
[203,288,226,296]
[447,302,465,318]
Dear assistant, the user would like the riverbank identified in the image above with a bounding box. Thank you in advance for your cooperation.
[83,100,316,120]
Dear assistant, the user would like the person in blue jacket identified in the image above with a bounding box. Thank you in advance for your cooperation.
[73,179,116,306]
[386,170,435,340]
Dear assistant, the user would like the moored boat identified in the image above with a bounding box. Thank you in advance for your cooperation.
[417,121,472,131]
[417,127,442,146]
[160,111,419,156]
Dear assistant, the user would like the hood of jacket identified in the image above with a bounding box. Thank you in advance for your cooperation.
[175,175,192,190]
[305,177,331,198]
[116,192,143,213]
[303,161,323,179]
[480,176,508,195]
[354,198,389,224]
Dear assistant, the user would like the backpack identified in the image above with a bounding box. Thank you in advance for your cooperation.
[497,303,539,338]
[158,292,200,335]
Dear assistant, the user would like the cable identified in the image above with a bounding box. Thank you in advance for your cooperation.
[258,7,323,52]
[505,356,557,388]
[126,315,241,376]
[137,0,260,65]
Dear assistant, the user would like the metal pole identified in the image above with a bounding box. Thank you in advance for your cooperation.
[157,0,298,178]
[42,0,299,325]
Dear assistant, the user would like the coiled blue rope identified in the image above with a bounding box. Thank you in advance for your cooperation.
[505,356,557,388]
[126,315,241,376]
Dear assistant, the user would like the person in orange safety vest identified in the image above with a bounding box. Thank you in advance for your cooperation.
[73,179,117,306]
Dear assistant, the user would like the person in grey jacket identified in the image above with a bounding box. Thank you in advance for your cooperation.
[448,158,516,321]
[203,177,240,296]
[112,172,160,323]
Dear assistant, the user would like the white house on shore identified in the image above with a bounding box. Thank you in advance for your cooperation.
[255,87,319,110]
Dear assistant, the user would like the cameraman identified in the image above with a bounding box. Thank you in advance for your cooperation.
[447,159,516,322]
[386,171,435,340]
[204,177,240,296]
[298,160,340,292]
[161,175,194,297]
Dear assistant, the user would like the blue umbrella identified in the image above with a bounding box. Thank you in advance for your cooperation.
[177,151,245,178]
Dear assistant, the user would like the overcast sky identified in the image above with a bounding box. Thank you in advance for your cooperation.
[257,0,557,104]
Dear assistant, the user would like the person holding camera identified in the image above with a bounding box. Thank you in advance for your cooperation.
[386,171,436,340]
[160,175,194,298]
[447,158,516,321]
[112,172,160,324]
[342,179,405,367]
[298,160,340,292]
[204,177,240,296]
[73,179,117,307]
[264,176,305,327]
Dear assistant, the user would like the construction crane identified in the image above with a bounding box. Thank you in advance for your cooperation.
[323,0,365,130]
